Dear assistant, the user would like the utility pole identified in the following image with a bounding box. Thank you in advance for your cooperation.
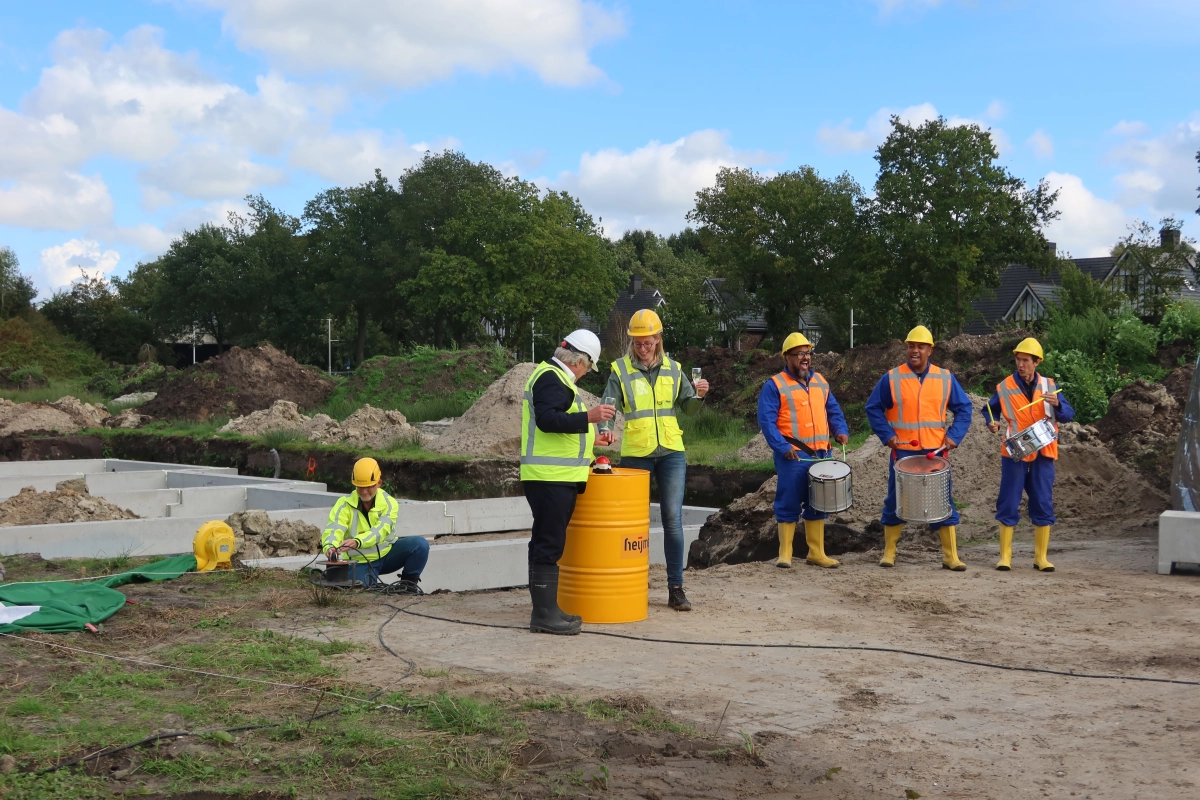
[325,319,340,374]
[531,319,536,363]
[850,308,858,350]
[192,325,197,364]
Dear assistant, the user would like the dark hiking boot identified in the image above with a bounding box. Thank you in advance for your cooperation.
[668,586,692,611]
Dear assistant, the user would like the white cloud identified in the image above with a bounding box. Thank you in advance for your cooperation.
[38,239,121,288]
[554,130,760,235]
[1107,113,1200,213]
[140,144,288,199]
[289,131,458,184]
[0,173,114,230]
[817,102,1011,155]
[1042,172,1131,258]
[1027,128,1054,159]
[195,0,624,88]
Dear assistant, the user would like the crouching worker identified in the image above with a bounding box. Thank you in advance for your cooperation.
[758,332,850,569]
[521,329,615,635]
[321,457,429,594]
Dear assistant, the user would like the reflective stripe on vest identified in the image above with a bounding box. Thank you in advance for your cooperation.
[885,364,951,451]
[771,370,830,450]
[613,356,685,457]
[321,491,401,563]
[998,373,1059,461]
[520,362,596,482]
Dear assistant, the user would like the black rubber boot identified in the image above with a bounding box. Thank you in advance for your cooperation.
[529,565,581,635]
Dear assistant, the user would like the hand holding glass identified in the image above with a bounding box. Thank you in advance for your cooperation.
[600,396,618,432]
[691,367,702,386]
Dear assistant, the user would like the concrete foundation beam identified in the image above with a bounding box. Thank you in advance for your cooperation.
[1158,511,1200,575]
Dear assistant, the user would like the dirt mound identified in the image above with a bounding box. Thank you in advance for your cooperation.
[0,481,138,527]
[427,363,624,458]
[225,510,321,560]
[1093,364,1193,492]
[690,394,1167,567]
[217,400,418,449]
[0,396,110,436]
[138,345,334,421]
[677,330,1029,421]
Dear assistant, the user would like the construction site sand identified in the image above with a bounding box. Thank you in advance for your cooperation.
[0,479,138,527]
[217,400,418,449]
[0,396,109,436]
[279,535,1200,800]
[427,362,625,458]
[722,394,1165,532]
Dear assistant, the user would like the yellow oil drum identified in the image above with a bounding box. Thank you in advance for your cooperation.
[558,467,650,623]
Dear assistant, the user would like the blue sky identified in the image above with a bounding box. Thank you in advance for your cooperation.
[1,0,1198,297]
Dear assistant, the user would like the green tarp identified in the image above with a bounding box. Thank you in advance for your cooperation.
[0,554,198,634]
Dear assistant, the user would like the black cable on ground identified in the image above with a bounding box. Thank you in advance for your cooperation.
[392,603,1200,688]
[36,604,416,774]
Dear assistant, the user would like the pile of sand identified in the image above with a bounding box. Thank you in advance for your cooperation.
[425,363,625,458]
[224,510,322,560]
[690,395,1168,567]
[218,400,418,449]
[0,396,110,436]
[1094,365,1193,492]
[139,345,334,421]
[0,479,139,527]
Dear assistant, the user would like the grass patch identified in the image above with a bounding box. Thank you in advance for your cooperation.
[675,406,757,465]
[0,378,107,406]
[0,312,105,381]
[258,427,309,449]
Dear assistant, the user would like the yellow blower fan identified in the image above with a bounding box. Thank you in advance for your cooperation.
[193,521,236,571]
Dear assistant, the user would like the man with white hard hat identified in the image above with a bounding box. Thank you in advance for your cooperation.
[520,329,615,635]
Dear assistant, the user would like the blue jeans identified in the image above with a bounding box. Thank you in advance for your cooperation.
[348,536,430,585]
[772,450,831,523]
[995,455,1056,526]
[881,448,960,530]
[619,450,687,587]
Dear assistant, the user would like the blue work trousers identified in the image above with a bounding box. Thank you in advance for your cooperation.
[995,455,1056,526]
[348,536,430,585]
[619,450,687,587]
[881,448,960,530]
[772,451,830,524]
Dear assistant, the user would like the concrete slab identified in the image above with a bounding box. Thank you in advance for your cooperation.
[1157,510,1200,574]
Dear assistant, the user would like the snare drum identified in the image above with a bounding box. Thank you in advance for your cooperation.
[894,455,953,523]
[808,460,853,513]
[1003,418,1058,461]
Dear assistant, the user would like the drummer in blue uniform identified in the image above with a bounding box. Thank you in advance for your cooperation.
[757,332,850,569]
[985,337,1074,572]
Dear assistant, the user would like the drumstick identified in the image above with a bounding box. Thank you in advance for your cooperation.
[926,446,948,460]
[1014,389,1061,413]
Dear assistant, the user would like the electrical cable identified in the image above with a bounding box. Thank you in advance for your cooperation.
[391,603,1200,688]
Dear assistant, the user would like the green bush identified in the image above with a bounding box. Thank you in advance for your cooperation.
[1108,313,1158,367]
[1041,349,1121,424]
[1044,308,1111,359]
[1159,302,1200,350]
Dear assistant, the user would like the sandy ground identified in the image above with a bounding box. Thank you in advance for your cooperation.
[275,532,1200,800]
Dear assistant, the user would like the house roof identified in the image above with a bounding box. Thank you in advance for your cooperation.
[612,286,665,315]
[704,278,768,331]
[965,257,1115,334]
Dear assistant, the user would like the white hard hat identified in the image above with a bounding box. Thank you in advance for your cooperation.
[562,329,602,371]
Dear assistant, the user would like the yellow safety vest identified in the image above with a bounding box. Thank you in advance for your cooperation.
[612,356,685,457]
[321,489,402,563]
[520,362,596,482]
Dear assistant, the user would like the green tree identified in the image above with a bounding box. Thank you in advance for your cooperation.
[40,274,158,363]
[615,230,724,350]
[870,116,1059,336]
[690,166,863,343]
[0,246,36,319]
[1110,217,1197,322]
[1056,258,1120,317]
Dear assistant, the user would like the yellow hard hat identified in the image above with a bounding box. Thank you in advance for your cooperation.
[627,309,663,337]
[1013,337,1044,360]
[781,332,812,354]
[352,457,382,487]
[905,325,935,346]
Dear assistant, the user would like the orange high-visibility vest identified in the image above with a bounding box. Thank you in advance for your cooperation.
[884,364,951,451]
[771,370,830,451]
[997,373,1059,461]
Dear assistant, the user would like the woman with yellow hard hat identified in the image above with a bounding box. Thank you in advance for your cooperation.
[601,308,708,611]
[984,337,1074,572]
[757,332,850,569]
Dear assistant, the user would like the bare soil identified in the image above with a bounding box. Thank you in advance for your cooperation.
[0,396,109,436]
[139,345,334,421]
[0,480,138,526]
[308,532,1200,800]
[1094,364,1194,492]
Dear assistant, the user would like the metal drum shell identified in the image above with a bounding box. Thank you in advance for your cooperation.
[558,467,650,624]
[807,460,853,513]
[1003,418,1058,461]
[894,455,953,524]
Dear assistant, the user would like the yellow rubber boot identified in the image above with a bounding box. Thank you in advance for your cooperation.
[879,525,903,568]
[776,522,795,568]
[996,525,1014,571]
[939,526,967,571]
[804,519,840,568]
[1033,525,1055,572]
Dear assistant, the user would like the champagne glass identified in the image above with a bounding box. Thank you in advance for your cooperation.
[691,367,702,387]
[600,395,618,433]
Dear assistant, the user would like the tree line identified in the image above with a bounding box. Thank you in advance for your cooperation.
[17,116,1195,368]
